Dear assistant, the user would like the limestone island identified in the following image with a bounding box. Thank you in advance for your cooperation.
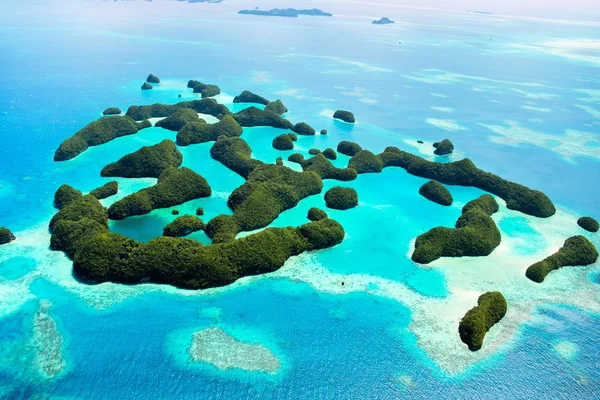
[272,134,294,151]
[525,236,598,283]
[101,140,183,178]
[292,122,316,136]
[419,180,453,206]
[308,208,328,221]
[309,149,321,155]
[459,291,507,351]
[238,8,333,18]
[325,187,358,210]
[147,74,160,84]
[433,139,454,156]
[265,100,288,115]
[142,82,153,90]
[163,215,205,237]
[373,17,395,25]
[155,108,200,131]
[337,141,362,156]
[578,216,599,233]
[233,90,269,105]
[233,107,293,129]
[89,181,118,200]
[333,110,355,123]
[102,107,121,116]
[290,153,357,181]
[177,115,242,146]
[0,227,15,245]
[322,148,337,160]
[54,184,82,209]
[349,150,383,173]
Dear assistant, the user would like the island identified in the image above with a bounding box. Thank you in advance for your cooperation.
[459,291,507,351]
[419,180,453,206]
[163,215,205,237]
[276,157,283,166]
[176,115,243,146]
[102,107,121,116]
[125,98,230,121]
[188,80,221,98]
[233,107,293,129]
[89,181,118,200]
[337,141,363,157]
[141,82,153,90]
[433,139,454,156]
[525,236,598,282]
[101,140,182,178]
[155,108,199,131]
[54,184,83,209]
[320,129,328,135]
[412,194,501,264]
[272,134,294,151]
[238,8,333,18]
[577,216,599,233]
[146,74,160,84]
[372,17,395,25]
[333,110,355,123]
[0,227,15,245]
[308,149,321,155]
[196,207,204,216]
[307,208,328,221]
[292,122,316,136]
[291,153,357,181]
[325,187,359,210]
[233,90,269,105]
[265,100,288,115]
[322,148,337,160]
[348,150,383,173]
[288,133,298,141]
[108,167,212,220]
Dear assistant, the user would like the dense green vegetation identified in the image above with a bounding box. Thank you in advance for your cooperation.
[419,180,453,206]
[337,141,362,156]
[412,194,501,264]
[297,153,357,181]
[307,207,327,221]
[146,74,160,83]
[276,157,283,166]
[288,153,305,164]
[232,107,293,129]
[136,120,152,130]
[378,147,555,217]
[103,107,121,115]
[125,99,230,121]
[526,236,598,282]
[433,139,454,155]
[155,108,199,131]
[176,115,243,146]
[188,80,221,98]
[288,133,298,141]
[141,82,152,90]
[578,216,599,233]
[163,215,205,237]
[49,195,108,232]
[210,136,264,178]
[309,149,321,155]
[54,116,140,161]
[233,90,269,105]
[325,187,358,210]
[196,208,204,216]
[322,148,337,160]
[292,122,315,136]
[54,184,83,209]
[89,181,118,200]
[101,140,182,178]
[348,150,383,173]
[0,227,15,245]
[320,129,327,135]
[108,168,211,220]
[459,291,507,351]
[272,134,294,150]
[265,100,288,115]
[333,110,355,123]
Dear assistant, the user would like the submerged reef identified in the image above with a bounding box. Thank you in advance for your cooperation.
[238,8,333,17]
[325,187,359,210]
[233,90,269,105]
[526,236,598,283]
[348,150,383,173]
[272,134,294,151]
[265,100,288,115]
[373,17,395,25]
[108,168,211,220]
[337,141,363,157]
[292,122,316,136]
[412,194,501,264]
[54,184,83,209]
[146,74,160,84]
[33,300,66,379]
[233,107,293,129]
[433,139,454,156]
[459,292,507,351]
[577,216,599,233]
[419,180,453,206]
[102,107,121,115]
[54,116,141,161]
[163,215,205,237]
[176,115,243,146]
[155,108,199,131]
[125,99,230,121]
[0,227,16,244]
[89,181,118,200]
[333,110,355,123]
[101,140,183,178]
[308,207,328,221]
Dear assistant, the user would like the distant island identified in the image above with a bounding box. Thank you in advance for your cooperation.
[238,8,332,18]
[372,17,394,25]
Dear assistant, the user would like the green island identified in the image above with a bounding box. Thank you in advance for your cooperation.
[188,80,221,98]
[108,167,212,220]
[176,115,243,146]
[307,207,328,221]
[265,100,288,115]
[233,107,293,129]
[577,216,599,233]
[54,116,148,161]
[433,139,454,156]
[525,236,599,283]
[292,122,315,136]
[102,107,121,115]
[141,82,152,90]
[320,129,328,135]
[101,140,183,178]
[325,187,359,210]
[276,157,283,166]
[125,98,229,121]
[210,136,264,178]
[419,180,453,206]
[333,110,355,123]
[322,148,337,160]
[196,207,204,216]
[337,141,363,156]
[147,74,160,84]
[89,181,118,200]
[233,90,269,105]
[288,133,298,141]
[348,150,383,173]
[272,134,294,150]
[155,108,199,131]
[291,153,357,181]
[412,194,501,264]
[459,291,507,351]
[54,184,83,209]
[309,149,321,155]
[163,215,205,237]
[0,227,16,245]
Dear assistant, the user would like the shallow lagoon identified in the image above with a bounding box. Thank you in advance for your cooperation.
[0,0,599,398]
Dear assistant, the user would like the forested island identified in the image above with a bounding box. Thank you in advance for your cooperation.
[238,8,333,18]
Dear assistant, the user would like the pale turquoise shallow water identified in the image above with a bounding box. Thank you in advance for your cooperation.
[0,1,599,398]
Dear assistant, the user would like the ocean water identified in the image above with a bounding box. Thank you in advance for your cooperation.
[0,0,599,398]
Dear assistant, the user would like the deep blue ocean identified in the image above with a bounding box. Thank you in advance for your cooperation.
[0,0,599,398]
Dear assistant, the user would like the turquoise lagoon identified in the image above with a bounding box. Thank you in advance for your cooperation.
[0,0,599,398]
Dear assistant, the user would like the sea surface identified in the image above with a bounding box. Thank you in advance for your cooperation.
[0,0,599,398]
